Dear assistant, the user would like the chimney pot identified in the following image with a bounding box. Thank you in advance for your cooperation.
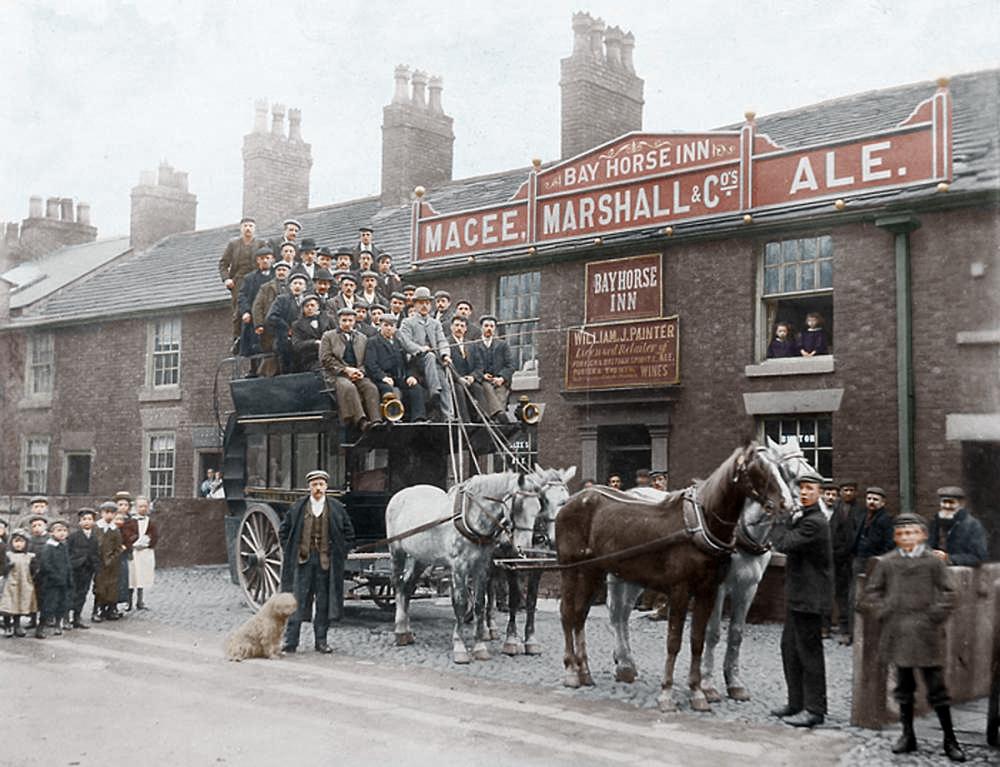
[392,64,411,104]
[622,31,636,73]
[46,197,60,218]
[253,99,268,132]
[427,76,444,115]
[288,108,302,141]
[571,11,593,56]
[604,26,624,68]
[158,162,174,187]
[140,169,156,186]
[589,18,606,59]
[411,70,428,109]
[174,171,189,192]
[271,103,286,136]
[76,202,91,225]
[29,196,43,218]
[60,197,74,221]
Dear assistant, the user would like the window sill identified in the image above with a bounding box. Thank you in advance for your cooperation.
[138,386,183,403]
[18,395,53,410]
[745,356,834,378]
[956,329,1000,345]
[511,369,541,392]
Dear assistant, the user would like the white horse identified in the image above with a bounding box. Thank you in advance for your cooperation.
[386,471,544,664]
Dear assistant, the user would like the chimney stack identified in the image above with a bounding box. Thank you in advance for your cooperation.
[16,194,98,263]
[60,197,74,221]
[29,196,43,219]
[560,11,644,159]
[76,202,91,226]
[242,101,312,229]
[380,66,455,206]
[130,162,197,250]
[46,198,60,218]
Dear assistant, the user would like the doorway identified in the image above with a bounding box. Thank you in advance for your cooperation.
[599,425,651,488]
[962,441,1000,560]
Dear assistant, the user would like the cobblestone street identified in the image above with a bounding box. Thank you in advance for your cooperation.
[103,565,997,766]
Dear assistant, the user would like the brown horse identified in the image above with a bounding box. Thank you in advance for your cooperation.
[556,442,794,712]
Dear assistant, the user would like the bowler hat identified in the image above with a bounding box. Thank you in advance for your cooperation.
[412,286,433,301]
[313,268,334,282]
[936,485,965,499]
[114,491,132,503]
[305,469,329,483]
[334,247,354,258]
[255,245,273,258]
[317,246,333,258]
[299,238,317,251]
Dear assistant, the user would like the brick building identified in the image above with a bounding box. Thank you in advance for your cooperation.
[0,15,997,558]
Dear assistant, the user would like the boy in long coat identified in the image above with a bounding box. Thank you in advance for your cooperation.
[37,520,74,637]
[93,502,124,621]
[279,470,355,654]
[863,512,965,761]
[67,508,100,629]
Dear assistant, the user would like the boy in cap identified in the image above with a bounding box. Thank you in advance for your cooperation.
[928,486,987,567]
[267,271,310,373]
[37,519,74,637]
[67,508,100,629]
[25,512,49,628]
[93,501,124,621]
[862,512,965,761]
[1,528,37,637]
[375,252,401,302]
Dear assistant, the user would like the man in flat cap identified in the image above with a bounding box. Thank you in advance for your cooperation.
[829,480,859,643]
[398,287,454,421]
[862,512,965,761]
[279,469,355,654]
[268,218,301,257]
[770,469,833,728]
[330,271,359,315]
[267,271,310,373]
[433,290,454,327]
[276,241,299,271]
[252,261,292,377]
[319,308,381,433]
[454,300,481,340]
[387,292,407,322]
[844,486,894,645]
[365,314,428,423]
[375,252,401,303]
[358,270,380,308]
[219,216,264,344]
[472,315,515,417]
[237,245,274,360]
[333,248,354,276]
[351,225,383,267]
[928,486,987,567]
[650,470,668,491]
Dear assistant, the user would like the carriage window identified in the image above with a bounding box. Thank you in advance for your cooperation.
[268,433,292,489]
[758,235,833,360]
[496,271,540,370]
[762,415,833,479]
[293,433,320,489]
[245,433,267,487]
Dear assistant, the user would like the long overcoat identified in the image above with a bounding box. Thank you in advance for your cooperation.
[0,551,37,614]
[771,503,833,614]
[862,548,955,667]
[278,495,356,622]
[93,526,123,603]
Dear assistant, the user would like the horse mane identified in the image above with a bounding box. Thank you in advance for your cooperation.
[461,471,519,498]
[697,445,744,509]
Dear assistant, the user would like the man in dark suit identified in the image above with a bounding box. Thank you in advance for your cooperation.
[844,486,894,644]
[329,272,359,315]
[375,253,402,303]
[454,300,481,340]
[832,480,860,643]
[291,295,333,372]
[266,272,309,373]
[473,315,515,417]
[319,308,381,432]
[928,485,988,567]
[365,315,428,422]
[770,470,833,727]
[279,470,355,654]
[448,315,482,422]
[351,225,384,267]
[237,246,274,359]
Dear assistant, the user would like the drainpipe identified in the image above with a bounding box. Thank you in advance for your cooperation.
[875,213,921,513]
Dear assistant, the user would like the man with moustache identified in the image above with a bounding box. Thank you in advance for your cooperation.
[219,216,263,344]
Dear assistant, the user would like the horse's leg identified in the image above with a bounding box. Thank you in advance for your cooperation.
[574,569,601,687]
[392,550,417,646]
[471,560,492,661]
[450,562,472,664]
[485,565,499,640]
[523,570,543,655]
[502,569,524,655]
[687,580,719,713]
[700,576,729,702]
[608,575,641,683]
[658,587,687,713]
[560,570,582,687]
[724,553,770,701]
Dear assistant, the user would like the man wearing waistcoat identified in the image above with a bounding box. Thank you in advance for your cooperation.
[279,470,356,654]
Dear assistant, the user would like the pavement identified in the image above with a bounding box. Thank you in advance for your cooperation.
[3,565,995,766]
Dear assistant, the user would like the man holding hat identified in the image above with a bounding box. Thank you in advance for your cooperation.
[770,469,833,728]
[219,216,264,342]
[928,486,987,567]
[253,260,292,377]
[67,508,100,629]
[398,287,454,421]
[375,252,401,302]
[844,486,894,645]
[319,308,381,433]
[862,511,966,761]
[279,469,355,653]
[267,271,310,373]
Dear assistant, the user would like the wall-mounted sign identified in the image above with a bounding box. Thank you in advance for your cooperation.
[412,85,952,262]
[564,316,679,391]
[584,253,662,325]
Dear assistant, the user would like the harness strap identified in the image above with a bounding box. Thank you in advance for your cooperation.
[452,487,507,547]
[682,487,736,557]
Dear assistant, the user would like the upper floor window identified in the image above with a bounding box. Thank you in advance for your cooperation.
[26,333,54,396]
[150,318,181,387]
[21,436,50,493]
[759,235,833,361]
[496,271,540,370]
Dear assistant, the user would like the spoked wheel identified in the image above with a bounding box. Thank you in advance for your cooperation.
[237,504,283,610]
[371,579,395,612]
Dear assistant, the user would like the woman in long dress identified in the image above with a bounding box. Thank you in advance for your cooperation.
[125,496,158,610]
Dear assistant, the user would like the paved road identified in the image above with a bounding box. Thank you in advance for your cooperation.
[1,566,994,765]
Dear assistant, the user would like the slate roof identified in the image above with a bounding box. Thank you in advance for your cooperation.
[4,69,997,329]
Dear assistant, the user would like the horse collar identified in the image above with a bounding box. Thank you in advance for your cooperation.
[683,487,735,557]
[453,488,505,547]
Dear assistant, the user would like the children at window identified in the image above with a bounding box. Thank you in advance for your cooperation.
[799,312,829,356]
[767,322,799,358]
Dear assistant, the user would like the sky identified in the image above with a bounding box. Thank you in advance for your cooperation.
[2,0,998,238]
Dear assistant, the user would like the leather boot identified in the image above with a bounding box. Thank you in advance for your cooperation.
[34,621,46,639]
[936,706,966,762]
[13,616,26,637]
[72,611,90,629]
[53,618,63,636]
[136,588,147,610]
[892,703,917,753]
[3,616,12,638]
[62,613,73,632]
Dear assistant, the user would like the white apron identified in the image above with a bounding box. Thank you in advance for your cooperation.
[128,516,156,589]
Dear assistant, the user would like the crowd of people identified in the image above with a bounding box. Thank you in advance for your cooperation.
[0,492,157,639]
[219,217,516,434]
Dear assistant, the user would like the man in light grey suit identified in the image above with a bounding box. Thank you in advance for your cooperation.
[398,286,454,420]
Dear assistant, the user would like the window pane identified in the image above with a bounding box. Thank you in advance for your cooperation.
[147,433,175,499]
[294,433,319,489]
[246,433,267,487]
[781,240,800,263]
[819,235,833,259]
[764,420,780,442]
[65,454,92,494]
[763,266,780,295]
[817,451,833,479]
[783,264,797,292]
[817,418,832,447]
[764,242,780,266]
[268,433,292,489]
[800,261,815,291]
[496,271,540,368]
[152,318,181,387]
[819,258,833,288]
[801,238,818,261]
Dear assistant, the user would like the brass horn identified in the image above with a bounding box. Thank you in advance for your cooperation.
[516,395,541,424]
[380,391,405,422]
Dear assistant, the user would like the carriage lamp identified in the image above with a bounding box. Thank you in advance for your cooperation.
[937,182,950,193]
[662,226,673,237]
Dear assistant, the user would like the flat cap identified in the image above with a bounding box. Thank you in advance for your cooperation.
[300,293,320,306]
[455,299,473,310]
[479,314,498,325]
[821,481,839,490]
[377,252,393,262]
[336,307,357,317]
[369,302,387,312]
[389,292,406,301]
[360,270,378,280]
[402,284,417,292]
[358,226,374,233]
[282,218,302,230]
[338,272,358,285]
[77,507,97,518]
[434,289,451,300]
[798,470,824,485]
[379,313,397,324]
[299,238,317,251]
[412,286,433,301]
[893,511,927,528]
[937,485,965,499]
[287,272,309,284]
[29,496,48,505]
[255,245,273,257]
[650,470,666,478]
[305,469,329,483]
[49,519,69,531]
[865,486,886,497]
[26,514,48,525]
[98,501,117,512]
[354,298,370,309]
[838,479,857,488]
[240,216,256,224]
[272,260,293,271]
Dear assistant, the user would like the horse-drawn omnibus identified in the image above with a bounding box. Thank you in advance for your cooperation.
[219,369,535,610]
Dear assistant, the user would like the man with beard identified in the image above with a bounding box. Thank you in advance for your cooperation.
[928,486,987,567]
[219,216,263,344]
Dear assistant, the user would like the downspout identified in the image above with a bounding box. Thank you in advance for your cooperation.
[875,213,921,512]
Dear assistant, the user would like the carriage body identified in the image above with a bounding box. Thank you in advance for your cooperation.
[221,371,526,609]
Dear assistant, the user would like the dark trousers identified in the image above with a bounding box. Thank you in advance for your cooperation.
[40,584,70,622]
[894,666,950,707]
[374,380,427,422]
[72,569,95,615]
[833,560,851,632]
[284,552,330,648]
[781,609,827,715]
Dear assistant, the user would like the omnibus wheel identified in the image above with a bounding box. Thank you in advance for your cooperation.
[237,504,283,610]
[371,579,395,612]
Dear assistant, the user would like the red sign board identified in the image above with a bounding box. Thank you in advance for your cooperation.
[585,253,662,324]
[564,316,679,391]
[411,85,952,262]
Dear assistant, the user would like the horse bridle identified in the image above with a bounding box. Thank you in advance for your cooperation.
[733,453,784,512]
[454,486,517,546]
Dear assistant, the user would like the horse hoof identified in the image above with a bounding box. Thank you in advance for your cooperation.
[501,640,523,656]
[488,628,499,641]
[614,667,637,684]
[703,686,722,703]
[472,644,491,661]
[563,671,581,689]
[727,686,751,702]
[453,650,471,664]
[689,691,712,713]
[394,632,414,647]
[657,693,678,713]
[580,672,595,687]
[523,642,542,656]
